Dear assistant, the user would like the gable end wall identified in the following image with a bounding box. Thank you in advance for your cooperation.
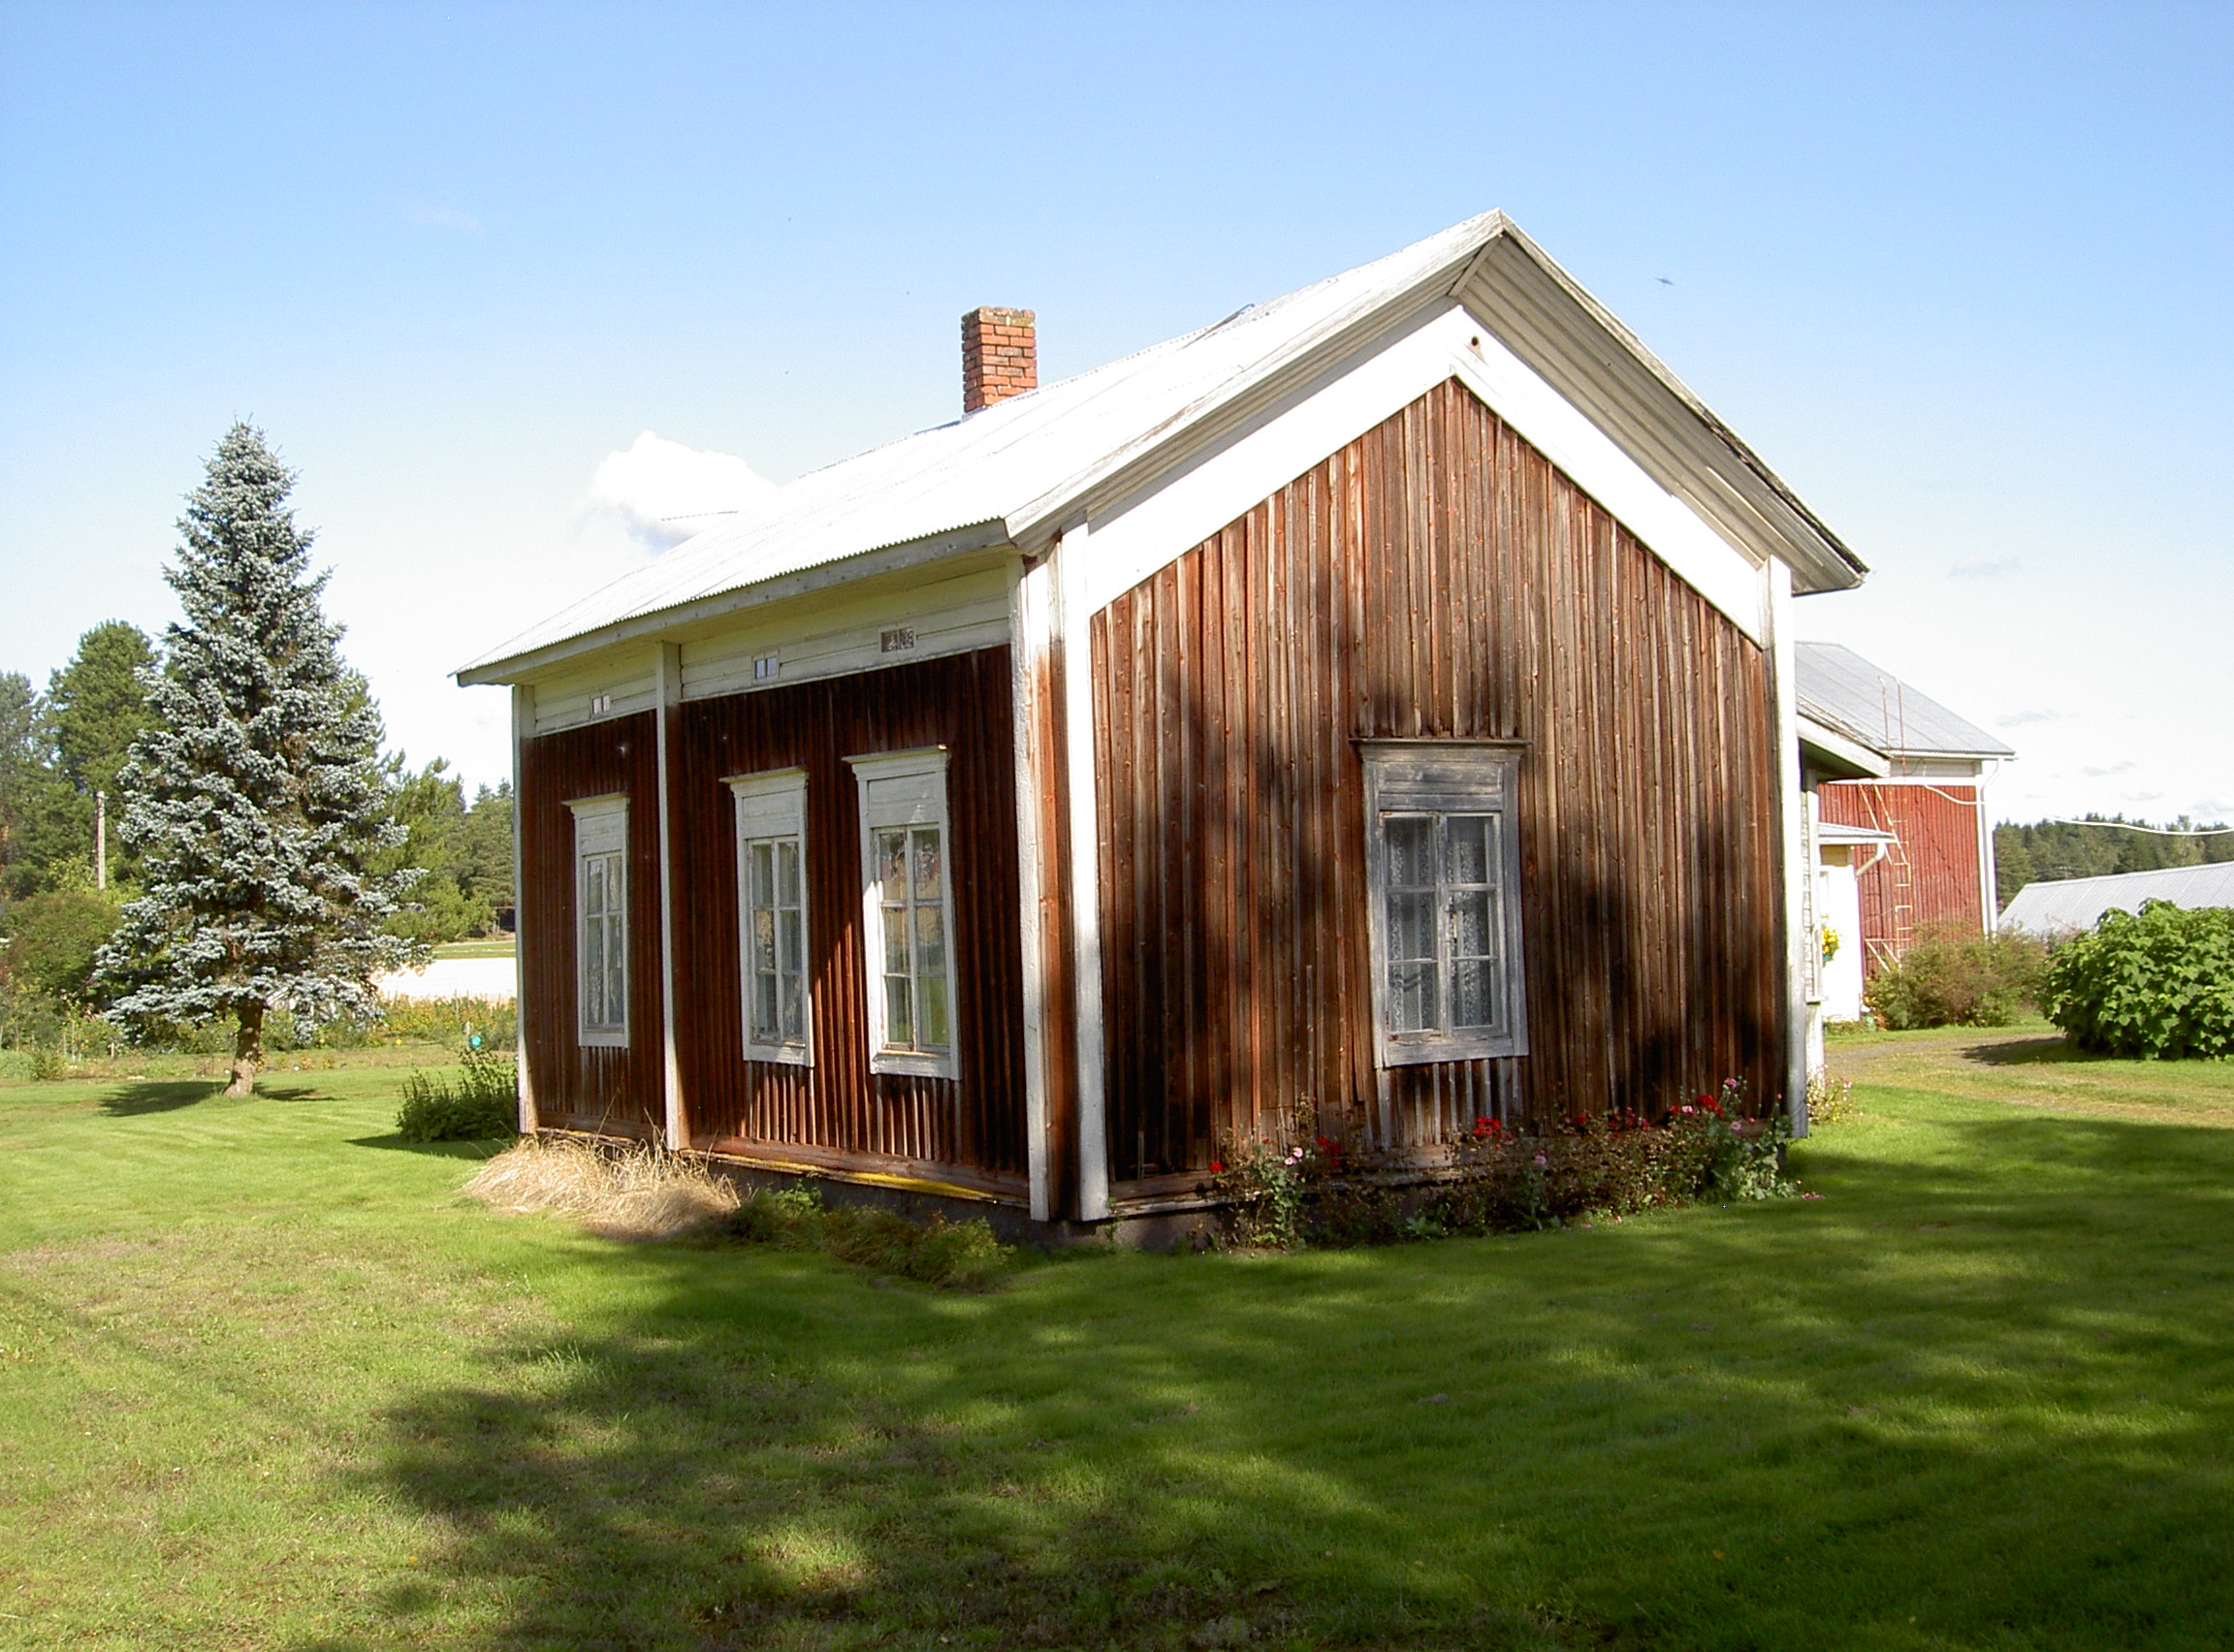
[1090,378,1782,1189]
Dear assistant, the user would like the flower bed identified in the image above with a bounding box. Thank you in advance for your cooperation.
[1208,1081,1795,1249]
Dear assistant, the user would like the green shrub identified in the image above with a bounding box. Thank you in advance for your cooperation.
[396,1048,520,1140]
[719,1185,1010,1289]
[380,996,516,1050]
[1,889,120,1002]
[2041,900,2234,1060]
[1864,927,2047,1030]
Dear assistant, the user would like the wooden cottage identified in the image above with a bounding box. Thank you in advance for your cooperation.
[458,213,1868,1230]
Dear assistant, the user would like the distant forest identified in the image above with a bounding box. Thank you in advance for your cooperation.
[1996,816,2234,907]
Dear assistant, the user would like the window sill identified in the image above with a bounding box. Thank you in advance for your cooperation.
[869,1048,955,1080]
[579,1030,629,1050]
[747,1043,813,1068]
[1379,1032,1525,1068]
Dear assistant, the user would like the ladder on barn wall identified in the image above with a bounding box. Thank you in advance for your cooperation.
[1867,680,1918,969]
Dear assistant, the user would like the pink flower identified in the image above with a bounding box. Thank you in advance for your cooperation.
[1532,1153,1548,1168]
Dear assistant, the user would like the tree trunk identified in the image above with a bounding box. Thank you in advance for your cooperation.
[227,1002,265,1097]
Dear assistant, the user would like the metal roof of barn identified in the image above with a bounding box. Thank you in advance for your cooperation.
[460,212,1868,684]
[1999,862,2234,935]
[1795,642,2013,762]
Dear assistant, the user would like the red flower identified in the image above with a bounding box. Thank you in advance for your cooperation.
[1209,1160,1225,1174]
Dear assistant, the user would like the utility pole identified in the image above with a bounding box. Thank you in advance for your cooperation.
[95,789,107,891]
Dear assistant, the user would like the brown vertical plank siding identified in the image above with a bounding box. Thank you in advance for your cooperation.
[1091,378,1781,1189]
[517,711,666,1136]
[1817,780,1987,971]
[666,647,1029,1195]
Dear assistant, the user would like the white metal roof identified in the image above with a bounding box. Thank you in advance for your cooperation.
[1999,862,2234,934]
[461,213,1867,684]
[1796,642,2013,762]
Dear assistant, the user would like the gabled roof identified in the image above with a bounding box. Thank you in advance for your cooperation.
[461,212,1867,684]
[1796,642,2013,762]
[1999,862,2234,935]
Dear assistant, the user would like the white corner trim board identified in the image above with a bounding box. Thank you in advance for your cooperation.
[1006,556,1056,1222]
[1075,302,1767,644]
[1058,524,1111,1222]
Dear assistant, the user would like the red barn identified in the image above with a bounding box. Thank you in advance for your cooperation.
[1796,642,2011,986]
[459,213,1868,1233]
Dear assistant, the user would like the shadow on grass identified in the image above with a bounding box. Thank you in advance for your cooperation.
[348,1133,514,1160]
[98,1081,223,1115]
[1965,1034,2095,1067]
[341,1105,2234,1650]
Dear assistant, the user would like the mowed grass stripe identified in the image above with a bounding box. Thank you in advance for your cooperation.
[0,1035,2230,1648]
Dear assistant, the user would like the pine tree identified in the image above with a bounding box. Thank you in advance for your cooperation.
[98,425,423,1095]
[12,622,161,894]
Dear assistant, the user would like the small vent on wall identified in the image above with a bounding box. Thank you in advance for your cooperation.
[879,627,916,653]
[753,654,780,682]
[590,692,612,716]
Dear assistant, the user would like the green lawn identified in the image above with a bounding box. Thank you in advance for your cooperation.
[2,1039,2231,1650]
[432,938,517,961]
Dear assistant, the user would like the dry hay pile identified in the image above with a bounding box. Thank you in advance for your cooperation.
[463,1134,739,1241]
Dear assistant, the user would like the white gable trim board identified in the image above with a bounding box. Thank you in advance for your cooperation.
[1071,301,1770,644]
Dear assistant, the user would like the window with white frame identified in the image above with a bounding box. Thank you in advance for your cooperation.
[568,795,629,1047]
[846,747,957,1078]
[730,768,812,1064]
[1361,742,1528,1065]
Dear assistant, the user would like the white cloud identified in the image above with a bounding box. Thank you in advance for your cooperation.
[2082,761,2138,778]
[1996,709,2064,728]
[1947,557,2023,580]
[581,431,778,551]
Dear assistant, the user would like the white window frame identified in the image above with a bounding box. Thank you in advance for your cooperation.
[567,794,629,1049]
[1360,741,1528,1067]
[846,747,959,1079]
[728,767,813,1066]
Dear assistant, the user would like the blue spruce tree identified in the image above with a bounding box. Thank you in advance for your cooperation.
[99,425,422,1094]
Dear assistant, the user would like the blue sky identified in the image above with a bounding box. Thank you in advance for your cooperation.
[3,2,2228,822]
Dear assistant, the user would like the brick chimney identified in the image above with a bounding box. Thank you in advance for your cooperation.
[961,306,1037,413]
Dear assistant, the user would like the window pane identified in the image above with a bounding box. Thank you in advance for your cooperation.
[1388,889,1436,965]
[1445,815,1491,886]
[776,839,800,907]
[1388,961,1438,1033]
[1452,958,1496,1031]
[918,971,950,1051]
[778,907,802,975]
[882,905,910,975]
[752,970,778,1042]
[878,832,908,904]
[1386,815,1434,888]
[750,842,774,908]
[911,828,942,902]
[885,974,912,1047]
[606,916,626,1026]
[914,903,945,980]
[780,970,804,1042]
[584,918,605,1019]
[584,859,604,919]
[750,906,777,974]
[1450,888,1494,962]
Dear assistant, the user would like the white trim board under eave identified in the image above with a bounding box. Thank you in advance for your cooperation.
[1073,301,1768,646]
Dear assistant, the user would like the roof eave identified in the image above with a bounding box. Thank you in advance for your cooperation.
[454,519,1013,687]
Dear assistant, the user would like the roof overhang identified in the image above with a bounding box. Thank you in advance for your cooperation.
[1799,714,1891,779]
[456,520,1011,686]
